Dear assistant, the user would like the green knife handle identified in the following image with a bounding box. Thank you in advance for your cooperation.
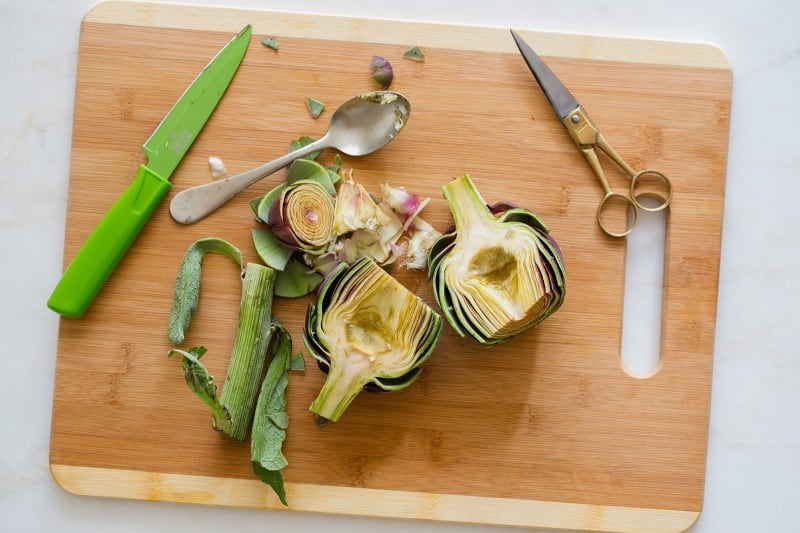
[48,165,171,317]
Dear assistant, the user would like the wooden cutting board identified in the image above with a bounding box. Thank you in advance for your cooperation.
[49,1,731,531]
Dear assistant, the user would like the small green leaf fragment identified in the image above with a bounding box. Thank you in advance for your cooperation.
[274,256,324,298]
[168,347,233,433]
[261,36,279,50]
[289,353,306,371]
[327,154,343,184]
[289,136,321,161]
[168,238,243,345]
[305,97,325,118]
[250,196,263,221]
[403,45,425,62]
[285,158,337,195]
[331,153,342,170]
[252,228,294,271]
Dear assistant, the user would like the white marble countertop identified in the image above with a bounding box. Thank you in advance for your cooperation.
[2,0,798,531]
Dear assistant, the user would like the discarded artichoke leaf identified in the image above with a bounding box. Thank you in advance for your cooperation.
[328,154,342,173]
[370,55,393,89]
[251,320,297,506]
[167,346,233,434]
[167,238,243,346]
[428,174,566,345]
[251,196,264,221]
[275,256,324,298]
[402,216,442,270]
[303,257,443,423]
[256,183,289,224]
[261,36,279,50]
[327,154,343,185]
[289,135,321,161]
[284,158,337,196]
[305,97,325,118]
[252,228,293,271]
[332,176,394,236]
[403,45,425,62]
[290,352,306,371]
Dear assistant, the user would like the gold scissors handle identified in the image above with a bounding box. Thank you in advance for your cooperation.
[562,106,673,238]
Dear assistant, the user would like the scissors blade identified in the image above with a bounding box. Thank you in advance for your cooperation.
[510,29,580,120]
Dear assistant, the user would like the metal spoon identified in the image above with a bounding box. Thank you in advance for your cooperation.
[169,90,411,224]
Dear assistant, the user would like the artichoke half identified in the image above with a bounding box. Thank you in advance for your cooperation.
[303,256,443,424]
[428,174,566,345]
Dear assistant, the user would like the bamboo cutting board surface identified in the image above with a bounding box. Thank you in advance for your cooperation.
[50,2,731,531]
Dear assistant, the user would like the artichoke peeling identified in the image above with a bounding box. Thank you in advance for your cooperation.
[303,256,443,424]
[428,174,566,345]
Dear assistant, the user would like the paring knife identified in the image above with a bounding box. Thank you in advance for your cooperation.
[48,25,252,317]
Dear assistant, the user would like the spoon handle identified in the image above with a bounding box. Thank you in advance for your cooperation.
[169,138,329,224]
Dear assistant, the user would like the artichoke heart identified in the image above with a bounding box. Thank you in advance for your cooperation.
[428,174,566,345]
[303,257,443,423]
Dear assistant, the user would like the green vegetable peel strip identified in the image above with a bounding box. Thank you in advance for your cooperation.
[168,238,242,345]
[251,320,301,505]
[167,346,233,434]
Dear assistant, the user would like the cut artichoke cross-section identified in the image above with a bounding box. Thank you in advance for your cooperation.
[428,174,566,345]
[303,257,443,423]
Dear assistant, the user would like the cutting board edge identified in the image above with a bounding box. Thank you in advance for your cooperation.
[82,0,731,69]
[50,463,701,532]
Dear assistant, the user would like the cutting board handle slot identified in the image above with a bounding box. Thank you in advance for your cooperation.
[620,203,668,378]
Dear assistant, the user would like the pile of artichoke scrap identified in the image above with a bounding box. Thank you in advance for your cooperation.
[250,154,442,298]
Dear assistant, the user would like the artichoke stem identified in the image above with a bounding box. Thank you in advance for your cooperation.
[309,357,370,423]
[441,175,495,235]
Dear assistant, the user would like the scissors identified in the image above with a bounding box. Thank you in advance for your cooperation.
[510,29,672,238]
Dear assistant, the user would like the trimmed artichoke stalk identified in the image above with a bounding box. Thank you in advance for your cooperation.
[268,180,335,255]
[303,257,443,424]
[428,174,566,346]
[218,262,279,440]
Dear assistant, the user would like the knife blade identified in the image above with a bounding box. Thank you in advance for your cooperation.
[48,25,252,318]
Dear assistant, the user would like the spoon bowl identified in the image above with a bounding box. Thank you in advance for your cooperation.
[170,91,411,224]
[327,91,410,155]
